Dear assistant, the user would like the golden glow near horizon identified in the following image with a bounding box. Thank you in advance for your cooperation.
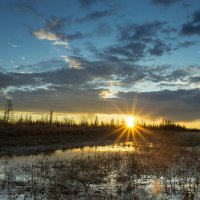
[125,116,135,128]
[3,111,200,129]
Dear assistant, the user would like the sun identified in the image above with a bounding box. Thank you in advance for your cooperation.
[125,116,135,128]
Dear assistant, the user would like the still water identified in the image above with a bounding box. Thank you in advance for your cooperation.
[0,142,144,178]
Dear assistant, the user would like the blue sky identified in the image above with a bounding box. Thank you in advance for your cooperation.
[0,0,200,124]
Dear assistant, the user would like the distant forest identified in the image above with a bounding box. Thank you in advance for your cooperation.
[0,99,199,132]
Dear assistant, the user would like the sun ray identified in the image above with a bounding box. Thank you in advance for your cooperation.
[114,127,127,143]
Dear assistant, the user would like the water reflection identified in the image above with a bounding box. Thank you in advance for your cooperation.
[0,142,149,178]
[55,142,137,155]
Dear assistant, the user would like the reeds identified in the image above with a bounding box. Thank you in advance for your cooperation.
[1,144,200,199]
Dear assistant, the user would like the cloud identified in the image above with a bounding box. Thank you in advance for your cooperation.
[192,10,200,23]
[0,58,145,89]
[181,10,200,35]
[8,43,21,48]
[189,76,200,84]
[15,60,67,73]
[78,0,99,7]
[116,89,200,121]
[32,28,69,48]
[0,54,200,121]
[33,28,59,41]
[61,56,83,69]
[31,16,85,48]
[149,40,171,56]
[175,41,197,49]
[104,42,146,62]
[119,21,166,41]
[78,0,108,8]
[77,9,113,23]
[147,66,198,84]
[7,86,113,113]
[1,57,199,91]
[181,24,200,35]
[151,0,183,6]
[65,32,85,40]
[5,85,200,121]
[96,19,192,62]
[45,16,70,32]
[99,89,115,98]
[0,72,39,89]
[97,21,175,62]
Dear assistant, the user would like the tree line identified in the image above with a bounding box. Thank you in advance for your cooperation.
[0,99,199,132]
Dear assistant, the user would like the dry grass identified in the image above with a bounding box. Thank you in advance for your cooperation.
[1,144,200,199]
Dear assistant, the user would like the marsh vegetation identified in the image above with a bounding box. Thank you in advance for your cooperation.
[0,142,200,199]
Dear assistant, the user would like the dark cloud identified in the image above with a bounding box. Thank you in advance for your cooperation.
[6,86,200,121]
[189,76,200,83]
[15,60,67,73]
[181,10,200,35]
[104,42,146,62]
[78,0,107,8]
[168,69,188,80]
[117,89,200,121]
[119,21,166,42]
[149,40,171,56]
[0,72,39,89]
[100,19,193,62]
[1,54,200,121]
[77,9,114,23]
[175,41,197,49]
[1,57,199,91]
[7,86,113,113]
[181,24,200,35]
[78,0,99,7]
[65,32,85,40]
[0,58,149,89]
[45,16,70,32]
[151,0,183,6]
[192,10,200,23]
[98,21,174,62]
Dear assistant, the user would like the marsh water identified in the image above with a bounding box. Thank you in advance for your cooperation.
[0,142,200,199]
[0,142,140,178]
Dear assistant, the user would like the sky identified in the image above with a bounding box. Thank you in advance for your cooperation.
[0,0,200,126]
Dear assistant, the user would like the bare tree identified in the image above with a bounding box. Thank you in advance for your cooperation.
[94,115,99,126]
[4,99,13,124]
[49,109,53,125]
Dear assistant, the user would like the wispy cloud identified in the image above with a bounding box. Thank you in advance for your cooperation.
[78,0,108,8]
[77,9,114,23]
[61,56,83,69]
[8,43,21,48]
[151,0,183,6]
[45,16,70,32]
[33,28,69,48]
